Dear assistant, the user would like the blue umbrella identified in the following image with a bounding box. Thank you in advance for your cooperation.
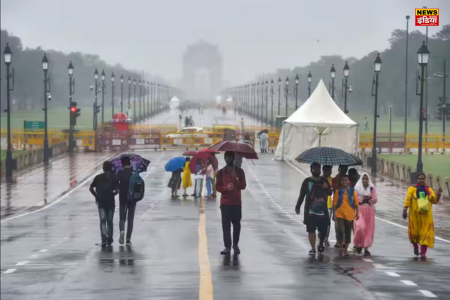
[295,147,362,166]
[165,157,187,172]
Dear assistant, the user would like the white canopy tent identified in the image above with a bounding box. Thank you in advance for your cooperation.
[274,79,359,161]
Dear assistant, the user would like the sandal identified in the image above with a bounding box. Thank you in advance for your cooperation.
[356,247,362,254]
[338,249,344,256]
[317,245,325,253]
[308,250,316,256]
[364,250,371,256]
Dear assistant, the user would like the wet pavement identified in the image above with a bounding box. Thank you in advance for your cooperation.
[2,109,450,299]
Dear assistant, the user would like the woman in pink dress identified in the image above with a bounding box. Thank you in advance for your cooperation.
[353,173,377,256]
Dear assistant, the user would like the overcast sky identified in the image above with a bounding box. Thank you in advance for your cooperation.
[1,0,449,85]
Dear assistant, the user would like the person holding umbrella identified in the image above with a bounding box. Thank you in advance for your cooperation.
[182,157,193,197]
[216,151,247,255]
[295,163,332,255]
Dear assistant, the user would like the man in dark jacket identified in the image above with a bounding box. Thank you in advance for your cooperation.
[295,163,332,256]
[216,151,247,255]
[90,161,118,247]
[116,157,135,245]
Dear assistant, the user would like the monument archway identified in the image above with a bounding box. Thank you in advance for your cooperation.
[182,41,222,101]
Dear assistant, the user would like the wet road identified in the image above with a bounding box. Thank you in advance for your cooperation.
[2,109,450,299]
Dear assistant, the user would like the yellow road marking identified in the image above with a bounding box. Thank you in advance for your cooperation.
[198,197,214,300]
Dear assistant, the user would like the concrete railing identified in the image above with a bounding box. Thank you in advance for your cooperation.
[359,150,450,202]
[0,141,67,178]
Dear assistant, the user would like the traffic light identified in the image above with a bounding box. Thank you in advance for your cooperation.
[435,103,442,120]
[70,101,81,126]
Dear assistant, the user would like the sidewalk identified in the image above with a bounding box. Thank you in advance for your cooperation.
[0,152,114,219]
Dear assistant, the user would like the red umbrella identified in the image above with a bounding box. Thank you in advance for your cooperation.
[183,150,198,156]
[208,141,258,160]
[189,152,218,173]
[199,148,220,154]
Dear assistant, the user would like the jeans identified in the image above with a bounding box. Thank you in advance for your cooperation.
[221,205,242,249]
[119,202,137,240]
[206,177,212,196]
[195,178,203,196]
[325,208,333,240]
[336,218,353,245]
[98,207,115,243]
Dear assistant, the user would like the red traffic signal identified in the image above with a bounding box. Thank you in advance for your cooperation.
[70,106,77,113]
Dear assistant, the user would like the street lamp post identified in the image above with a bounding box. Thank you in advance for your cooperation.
[127,77,131,113]
[101,70,105,124]
[42,54,50,163]
[330,64,336,100]
[270,79,274,126]
[120,75,124,113]
[371,54,382,177]
[111,72,115,118]
[3,43,14,177]
[265,80,269,124]
[285,77,289,116]
[139,80,142,121]
[133,79,136,120]
[343,61,350,113]
[307,71,312,98]
[278,78,281,115]
[151,82,154,115]
[68,61,74,153]
[415,41,430,174]
[295,74,299,110]
[404,15,410,137]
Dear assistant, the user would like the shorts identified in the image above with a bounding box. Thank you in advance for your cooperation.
[306,214,328,235]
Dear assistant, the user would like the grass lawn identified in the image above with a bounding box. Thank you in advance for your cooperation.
[0,149,24,160]
[380,154,450,178]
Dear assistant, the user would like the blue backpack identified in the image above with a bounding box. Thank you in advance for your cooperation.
[129,170,145,202]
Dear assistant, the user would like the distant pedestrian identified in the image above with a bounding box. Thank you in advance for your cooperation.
[364,117,369,130]
[403,173,442,259]
[295,163,332,255]
[194,159,205,197]
[216,151,247,255]
[169,168,183,198]
[182,157,193,197]
[353,173,377,256]
[89,161,118,247]
[205,159,214,197]
[322,165,334,248]
[260,132,269,153]
[333,175,359,256]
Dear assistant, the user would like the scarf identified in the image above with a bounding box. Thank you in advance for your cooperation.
[354,173,374,197]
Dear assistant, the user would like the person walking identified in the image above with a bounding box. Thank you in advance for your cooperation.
[353,173,377,256]
[216,151,247,255]
[169,168,183,198]
[260,131,269,153]
[295,163,332,255]
[89,161,118,247]
[403,173,442,259]
[322,165,334,248]
[194,159,205,197]
[182,157,193,197]
[348,168,360,187]
[333,175,359,256]
[116,157,136,245]
[332,165,348,248]
[205,159,214,198]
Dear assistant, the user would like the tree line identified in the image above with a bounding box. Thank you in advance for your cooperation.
[0,30,164,111]
[255,24,450,118]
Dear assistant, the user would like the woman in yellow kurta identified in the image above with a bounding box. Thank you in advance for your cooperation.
[182,157,193,196]
[403,172,442,258]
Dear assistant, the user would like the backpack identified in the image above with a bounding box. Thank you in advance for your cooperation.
[129,171,145,202]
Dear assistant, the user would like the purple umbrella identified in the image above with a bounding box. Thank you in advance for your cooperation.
[110,153,150,174]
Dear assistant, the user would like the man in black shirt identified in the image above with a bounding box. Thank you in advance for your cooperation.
[90,161,118,247]
[295,163,332,256]
[116,157,135,245]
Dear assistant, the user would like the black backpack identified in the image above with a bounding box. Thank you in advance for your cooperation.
[128,171,145,202]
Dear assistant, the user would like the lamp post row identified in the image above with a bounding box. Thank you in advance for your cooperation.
[2,45,174,178]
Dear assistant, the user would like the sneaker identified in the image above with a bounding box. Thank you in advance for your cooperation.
[220,248,231,255]
[101,242,107,247]
[233,245,241,254]
[308,249,316,256]
[324,240,330,248]
[108,239,113,246]
[364,250,371,256]
[119,231,125,245]
[126,240,132,245]
[317,245,325,253]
